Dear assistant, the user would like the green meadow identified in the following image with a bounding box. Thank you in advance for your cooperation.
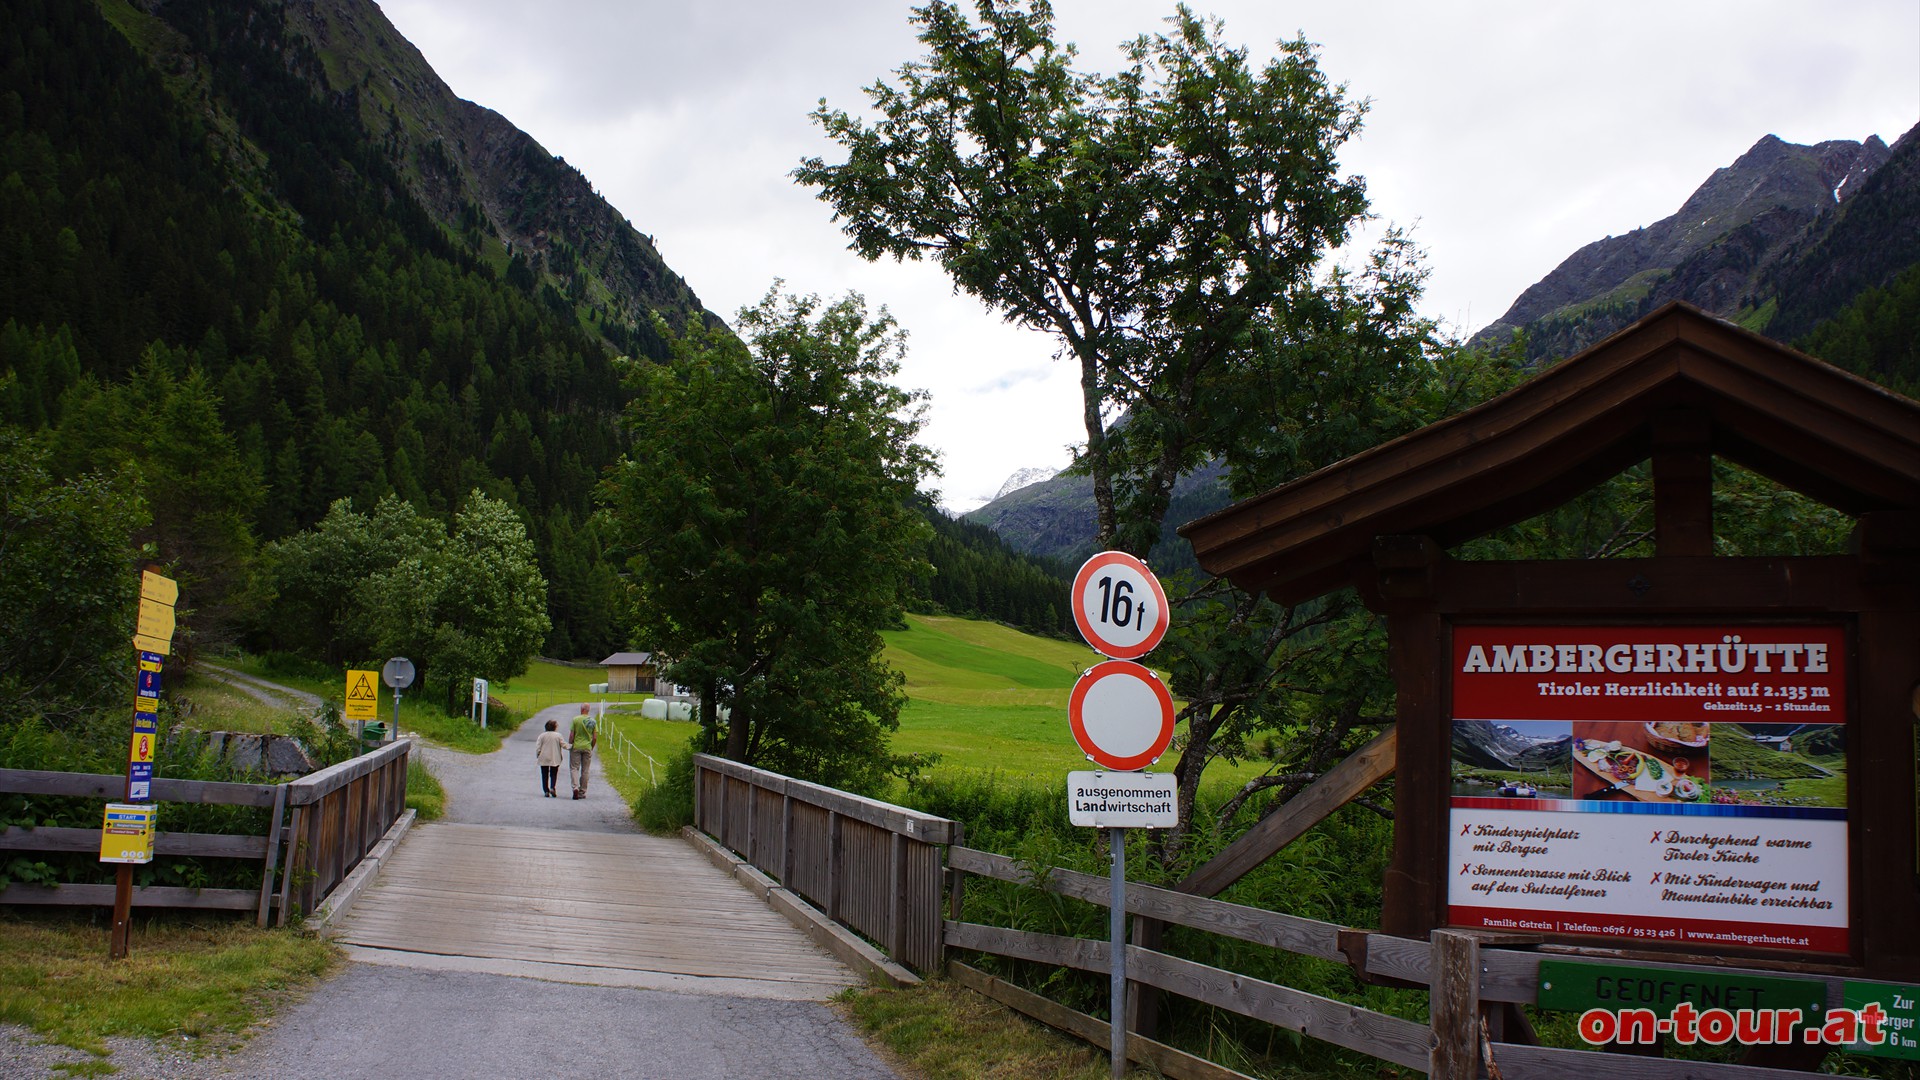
[591,613,1264,800]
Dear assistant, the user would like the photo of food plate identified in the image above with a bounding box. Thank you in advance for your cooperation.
[1570,721,1710,802]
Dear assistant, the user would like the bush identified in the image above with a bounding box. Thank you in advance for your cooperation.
[633,748,695,833]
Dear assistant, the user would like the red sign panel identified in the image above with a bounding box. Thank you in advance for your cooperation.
[1447,623,1849,957]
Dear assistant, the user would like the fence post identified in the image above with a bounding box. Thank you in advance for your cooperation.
[1430,929,1482,1080]
[256,782,288,927]
[780,794,794,884]
[888,831,906,958]
[825,810,841,922]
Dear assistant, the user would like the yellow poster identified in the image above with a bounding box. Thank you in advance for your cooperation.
[129,730,154,763]
[344,669,380,721]
[99,803,156,864]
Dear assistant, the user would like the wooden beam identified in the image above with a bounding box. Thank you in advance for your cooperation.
[1487,1041,1827,1080]
[1178,727,1397,898]
[948,961,1260,1080]
[0,769,279,808]
[1128,948,1431,1073]
[945,846,1346,960]
[0,883,259,910]
[0,825,267,859]
[944,957,1259,1076]
[1652,409,1714,557]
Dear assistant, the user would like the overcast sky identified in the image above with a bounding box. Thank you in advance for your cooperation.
[377,0,1918,511]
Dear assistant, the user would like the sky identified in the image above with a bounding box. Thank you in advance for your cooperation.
[376,0,1919,512]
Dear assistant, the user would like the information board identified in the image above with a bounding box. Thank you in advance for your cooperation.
[1446,624,1848,955]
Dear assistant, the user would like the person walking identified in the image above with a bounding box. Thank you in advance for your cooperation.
[534,718,567,797]
[568,704,597,799]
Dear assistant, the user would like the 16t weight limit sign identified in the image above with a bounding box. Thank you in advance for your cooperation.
[1071,551,1169,661]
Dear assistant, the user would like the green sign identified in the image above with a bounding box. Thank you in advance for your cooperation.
[1538,959,1824,1019]
[1843,980,1920,1061]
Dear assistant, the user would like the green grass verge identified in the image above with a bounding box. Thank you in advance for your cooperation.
[0,913,336,1065]
[405,758,445,821]
[595,709,699,804]
[842,979,1129,1079]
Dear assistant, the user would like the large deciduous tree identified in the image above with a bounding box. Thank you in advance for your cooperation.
[598,288,935,793]
[799,0,1459,849]
[0,428,147,719]
[260,490,550,707]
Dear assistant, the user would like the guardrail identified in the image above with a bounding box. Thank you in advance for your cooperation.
[0,739,411,928]
[692,753,959,972]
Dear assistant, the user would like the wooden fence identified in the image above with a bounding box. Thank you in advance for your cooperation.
[949,845,1879,1080]
[692,753,959,972]
[689,756,1879,1080]
[0,739,411,928]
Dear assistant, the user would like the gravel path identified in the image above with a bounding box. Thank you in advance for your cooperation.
[415,703,638,832]
[197,664,325,712]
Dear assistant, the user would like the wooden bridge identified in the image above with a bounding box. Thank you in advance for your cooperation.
[331,820,862,999]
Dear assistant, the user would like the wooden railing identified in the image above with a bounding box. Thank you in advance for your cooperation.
[692,753,959,972]
[0,739,411,928]
[277,739,411,924]
[949,845,1878,1080]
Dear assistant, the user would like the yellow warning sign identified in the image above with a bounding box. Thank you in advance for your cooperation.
[129,731,154,764]
[344,669,380,721]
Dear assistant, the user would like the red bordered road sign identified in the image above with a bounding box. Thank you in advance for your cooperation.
[1068,660,1175,771]
[1071,551,1170,660]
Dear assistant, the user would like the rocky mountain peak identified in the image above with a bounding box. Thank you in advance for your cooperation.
[1470,127,1906,355]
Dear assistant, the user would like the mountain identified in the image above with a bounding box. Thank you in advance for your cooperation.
[991,466,1060,502]
[1470,126,1917,361]
[275,0,712,353]
[1451,724,1572,773]
[0,0,724,656]
[964,461,1231,571]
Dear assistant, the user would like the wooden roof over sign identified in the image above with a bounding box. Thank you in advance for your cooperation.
[1179,302,1920,605]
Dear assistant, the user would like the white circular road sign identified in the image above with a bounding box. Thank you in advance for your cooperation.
[1068,660,1176,772]
[1071,551,1170,660]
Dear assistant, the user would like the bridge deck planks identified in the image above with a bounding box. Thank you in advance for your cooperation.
[333,822,860,989]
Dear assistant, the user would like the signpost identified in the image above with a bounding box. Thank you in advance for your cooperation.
[381,657,415,744]
[1067,551,1178,1079]
[344,669,379,740]
[110,568,176,958]
[472,677,489,729]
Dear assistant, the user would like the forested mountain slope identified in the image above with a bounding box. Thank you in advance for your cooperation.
[0,0,1075,657]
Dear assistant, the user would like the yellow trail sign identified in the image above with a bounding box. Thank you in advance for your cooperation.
[344,669,380,721]
[139,571,178,606]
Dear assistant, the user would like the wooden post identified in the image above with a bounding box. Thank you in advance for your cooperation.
[825,810,841,922]
[889,831,906,959]
[780,793,794,884]
[256,782,288,927]
[1430,929,1482,1080]
[109,865,132,959]
[1652,409,1713,558]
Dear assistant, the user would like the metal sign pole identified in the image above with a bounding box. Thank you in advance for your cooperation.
[1110,826,1127,1079]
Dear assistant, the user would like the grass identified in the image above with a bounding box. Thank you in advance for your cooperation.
[883,615,1266,794]
[405,758,445,821]
[488,660,651,715]
[842,978,1133,1079]
[0,912,336,1068]
[596,708,699,808]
